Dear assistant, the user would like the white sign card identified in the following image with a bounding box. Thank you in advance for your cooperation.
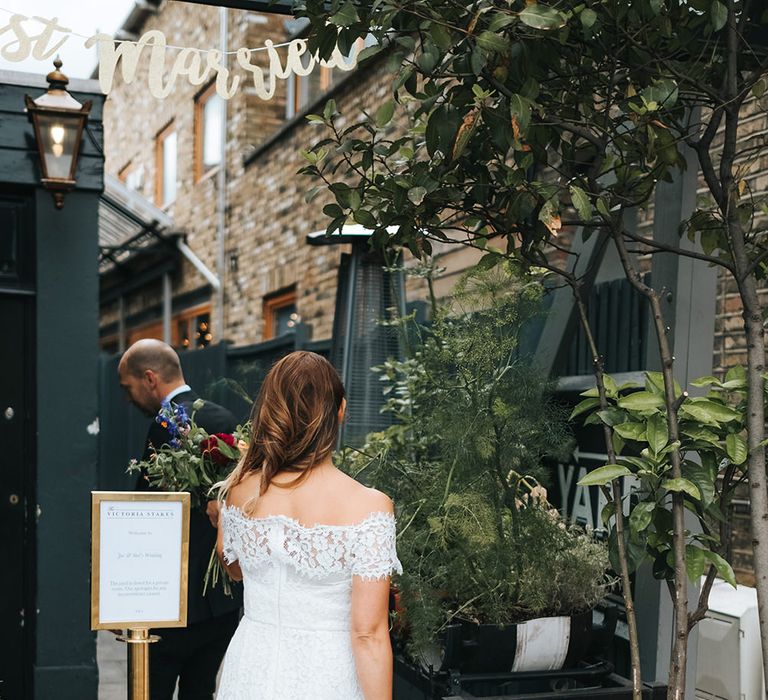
[91,491,190,630]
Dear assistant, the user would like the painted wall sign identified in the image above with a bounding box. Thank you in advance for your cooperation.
[0,11,359,100]
[555,448,639,533]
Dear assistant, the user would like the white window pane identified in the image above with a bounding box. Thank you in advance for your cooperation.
[163,131,177,205]
[202,94,223,169]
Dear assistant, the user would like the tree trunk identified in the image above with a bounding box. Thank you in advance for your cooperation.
[728,215,768,691]
[573,291,643,699]
[611,230,689,698]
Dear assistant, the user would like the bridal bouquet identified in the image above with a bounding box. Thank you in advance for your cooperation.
[127,398,249,594]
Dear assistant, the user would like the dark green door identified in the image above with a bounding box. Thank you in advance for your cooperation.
[0,194,35,700]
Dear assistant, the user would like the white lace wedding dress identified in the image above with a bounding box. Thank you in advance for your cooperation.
[215,505,402,699]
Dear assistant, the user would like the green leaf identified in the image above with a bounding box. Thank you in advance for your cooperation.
[612,431,625,456]
[488,12,515,33]
[578,464,632,486]
[323,203,344,218]
[569,185,593,222]
[662,478,701,500]
[407,186,427,206]
[580,8,597,29]
[330,2,359,27]
[679,399,740,425]
[726,433,748,465]
[641,79,679,110]
[601,501,616,528]
[323,99,337,121]
[597,407,628,426]
[646,413,669,455]
[476,31,509,55]
[603,374,619,398]
[686,546,708,583]
[630,501,654,535]
[613,422,648,442]
[519,4,567,30]
[596,197,611,219]
[723,365,747,388]
[703,550,737,587]
[710,0,728,31]
[690,375,722,388]
[353,209,377,227]
[375,100,395,128]
[684,461,716,507]
[509,94,532,134]
[680,425,720,445]
[645,371,682,398]
[570,397,600,420]
[609,527,647,574]
[617,391,665,411]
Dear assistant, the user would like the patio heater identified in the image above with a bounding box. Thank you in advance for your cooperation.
[307,225,406,447]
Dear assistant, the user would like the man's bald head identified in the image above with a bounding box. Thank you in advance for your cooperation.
[118,339,186,416]
[120,339,184,382]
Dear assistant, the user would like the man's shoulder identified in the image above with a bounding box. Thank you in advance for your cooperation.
[178,393,237,432]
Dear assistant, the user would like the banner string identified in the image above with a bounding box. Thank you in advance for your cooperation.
[0,7,299,55]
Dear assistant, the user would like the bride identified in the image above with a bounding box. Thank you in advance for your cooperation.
[215,351,401,699]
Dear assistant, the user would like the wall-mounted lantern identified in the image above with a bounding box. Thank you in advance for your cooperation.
[25,58,92,209]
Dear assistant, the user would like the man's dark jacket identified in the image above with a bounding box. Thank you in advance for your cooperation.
[137,389,242,624]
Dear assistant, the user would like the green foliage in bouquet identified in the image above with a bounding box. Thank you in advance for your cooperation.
[127,398,249,508]
[340,264,611,656]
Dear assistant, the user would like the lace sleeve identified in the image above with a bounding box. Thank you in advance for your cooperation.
[220,505,239,565]
[351,513,403,581]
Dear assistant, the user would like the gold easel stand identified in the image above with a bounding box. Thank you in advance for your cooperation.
[117,628,160,700]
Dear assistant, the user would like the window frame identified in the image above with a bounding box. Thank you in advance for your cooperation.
[118,160,134,184]
[122,303,213,350]
[262,287,298,340]
[194,81,224,182]
[154,120,177,207]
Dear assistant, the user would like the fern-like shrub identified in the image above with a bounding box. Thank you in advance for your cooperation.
[341,264,611,656]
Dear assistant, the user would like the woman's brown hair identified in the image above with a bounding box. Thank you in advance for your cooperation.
[217,351,345,502]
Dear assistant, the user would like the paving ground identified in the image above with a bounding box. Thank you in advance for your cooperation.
[96,631,128,700]
[96,631,181,700]
[97,631,225,699]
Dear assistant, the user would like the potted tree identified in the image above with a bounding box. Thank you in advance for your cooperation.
[341,264,612,680]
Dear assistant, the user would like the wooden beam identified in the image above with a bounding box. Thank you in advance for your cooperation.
[175,0,298,15]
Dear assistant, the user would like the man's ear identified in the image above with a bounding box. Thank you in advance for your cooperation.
[144,369,158,389]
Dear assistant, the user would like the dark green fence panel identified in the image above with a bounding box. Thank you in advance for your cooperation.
[97,328,332,490]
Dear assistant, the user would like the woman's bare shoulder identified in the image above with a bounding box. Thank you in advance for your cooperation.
[331,469,394,517]
[225,471,261,510]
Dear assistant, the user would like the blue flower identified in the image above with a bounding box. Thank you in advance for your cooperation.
[174,403,190,425]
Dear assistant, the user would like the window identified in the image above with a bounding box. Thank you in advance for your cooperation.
[119,160,145,192]
[263,287,299,340]
[155,122,177,207]
[285,35,376,119]
[194,82,224,180]
[286,58,334,119]
[123,305,212,350]
[176,307,213,350]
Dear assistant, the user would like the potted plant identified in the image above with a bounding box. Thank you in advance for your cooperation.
[341,263,612,676]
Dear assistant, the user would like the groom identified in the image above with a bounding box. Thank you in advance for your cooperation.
[118,339,242,700]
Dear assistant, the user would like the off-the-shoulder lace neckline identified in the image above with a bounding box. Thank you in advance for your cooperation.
[222,503,395,531]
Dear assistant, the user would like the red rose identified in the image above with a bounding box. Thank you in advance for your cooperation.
[201,433,237,465]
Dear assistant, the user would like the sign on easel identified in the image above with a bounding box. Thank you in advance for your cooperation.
[90,491,190,630]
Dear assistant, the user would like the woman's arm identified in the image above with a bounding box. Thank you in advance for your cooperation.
[350,576,392,700]
[216,509,243,581]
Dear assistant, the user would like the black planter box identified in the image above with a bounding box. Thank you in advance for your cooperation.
[393,655,668,699]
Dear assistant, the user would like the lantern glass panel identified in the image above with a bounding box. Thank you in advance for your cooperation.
[36,112,79,180]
